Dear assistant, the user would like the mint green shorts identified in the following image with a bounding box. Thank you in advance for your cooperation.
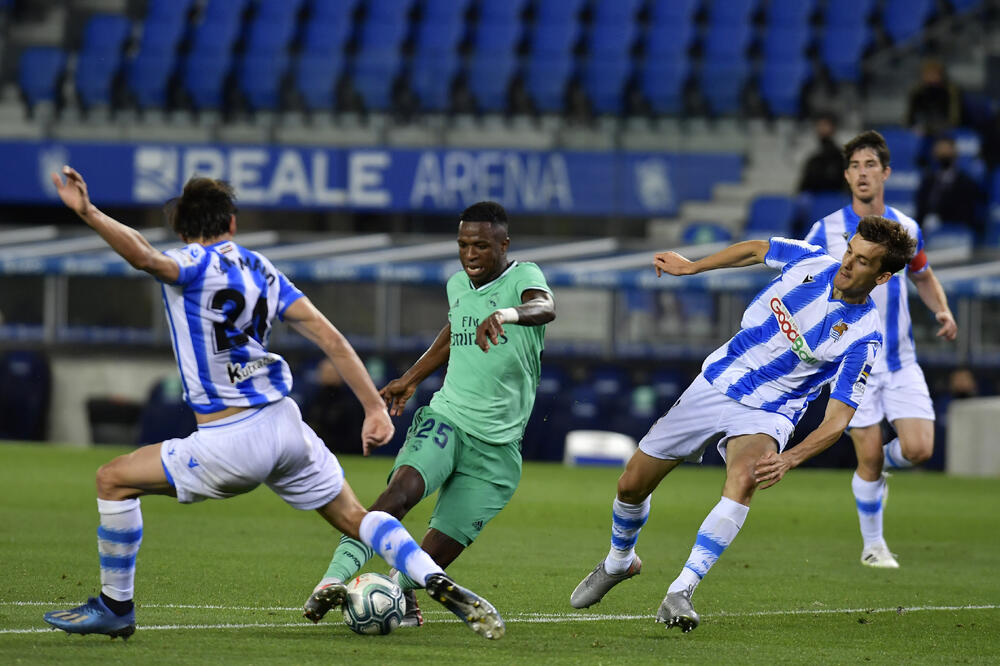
[392,406,521,546]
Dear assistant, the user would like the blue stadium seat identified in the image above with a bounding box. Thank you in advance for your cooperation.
[876,127,921,169]
[146,0,196,21]
[0,350,50,441]
[682,222,733,244]
[588,22,636,58]
[644,21,695,59]
[706,0,758,26]
[203,0,250,22]
[75,52,121,108]
[301,17,353,56]
[820,25,870,82]
[947,0,982,12]
[189,16,243,56]
[466,54,517,111]
[352,51,403,110]
[422,0,471,20]
[824,0,875,27]
[18,47,66,106]
[766,0,816,27]
[414,16,464,56]
[702,23,753,62]
[529,22,580,57]
[357,19,409,52]
[640,58,689,114]
[238,53,289,110]
[255,0,305,20]
[650,369,685,405]
[522,364,568,461]
[746,195,796,237]
[802,192,851,225]
[534,0,586,23]
[698,61,748,115]
[762,25,811,62]
[410,53,459,111]
[81,14,131,56]
[181,53,232,109]
[127,52,175,108]
[367,0,415,22]
[883,0,935,44]
[471,19,521,56]
[582,56,630,115]
[308,0,361,21]
[137,376,196,446]
[294,53,344,110]
[649,0,700,26]
[759,59,811,116]
[592,0,643,24]
[245,13,297,55]
[138,15,187,56]
[478,0,528,22]
[525,55,574,113]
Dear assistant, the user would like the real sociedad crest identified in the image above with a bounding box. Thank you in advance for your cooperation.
[634,157,674,212]
[133,146,180,202]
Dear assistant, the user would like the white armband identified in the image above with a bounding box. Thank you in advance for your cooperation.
[495,307,520,324]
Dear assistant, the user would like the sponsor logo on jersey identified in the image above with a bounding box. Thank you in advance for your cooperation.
[226,354,280,384]
[770,297,818,364]
[801,274,814,283]
[831,320,849,340]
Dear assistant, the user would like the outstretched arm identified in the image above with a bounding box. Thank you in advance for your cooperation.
[654,239,770,277]
[753,398,856,489]
[909,267,957,341]
[476,289,555,352]
[381,323,452,416]
[285,297,394,455]
[50,166,179,283]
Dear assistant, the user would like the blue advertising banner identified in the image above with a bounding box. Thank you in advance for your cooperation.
[0,140,742,216]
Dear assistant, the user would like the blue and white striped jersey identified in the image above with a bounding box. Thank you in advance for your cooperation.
[159,240,303,414]
[805,205,927,373]
[702,238,883,423]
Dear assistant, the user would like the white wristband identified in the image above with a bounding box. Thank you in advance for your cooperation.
[495,307,519,324]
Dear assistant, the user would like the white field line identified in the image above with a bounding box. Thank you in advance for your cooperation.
[1,602,997,635]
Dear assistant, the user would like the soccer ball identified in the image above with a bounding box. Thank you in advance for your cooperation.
[342,572,405,635]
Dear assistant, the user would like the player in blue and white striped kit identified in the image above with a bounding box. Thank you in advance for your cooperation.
[42,167,505,641]
[571,217,916,633]
[806,131,957,569]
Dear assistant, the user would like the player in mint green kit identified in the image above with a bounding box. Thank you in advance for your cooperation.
[303,201,556,627]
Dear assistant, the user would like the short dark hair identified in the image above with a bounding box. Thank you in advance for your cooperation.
[165,177,237,240]
[843,130,891,170]
[856,215,916,275]
[460,201,508,232]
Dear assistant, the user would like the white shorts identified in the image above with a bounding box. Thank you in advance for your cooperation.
[638,373,796,463]
[160,397,344,510]
[849,362,935,429]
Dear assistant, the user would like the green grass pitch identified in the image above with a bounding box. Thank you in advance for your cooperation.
[1,442,998,664]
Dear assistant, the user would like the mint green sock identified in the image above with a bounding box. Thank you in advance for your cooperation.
[324,535,374,581]
[395,570,422,591]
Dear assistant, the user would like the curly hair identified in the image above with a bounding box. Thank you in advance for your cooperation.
[460,201,509,232]
[165,178,237,241]
[856,215,917,274]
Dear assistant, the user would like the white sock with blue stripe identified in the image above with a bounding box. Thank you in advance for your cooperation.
[603,497,650,575]
[359,511,443,587]
[882,438,913,470]
[852,472,886,548]
[97,498,143,602]
[668,497,748,595]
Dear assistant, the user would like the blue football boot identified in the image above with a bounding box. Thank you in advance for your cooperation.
[44,596,136,639]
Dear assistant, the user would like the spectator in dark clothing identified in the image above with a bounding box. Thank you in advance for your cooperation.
[915,134,986,237]
[798,112,848,194]
[906,60,963,138]
[303,358,365,455]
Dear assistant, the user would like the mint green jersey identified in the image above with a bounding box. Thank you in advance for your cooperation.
[429,261,551,444]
